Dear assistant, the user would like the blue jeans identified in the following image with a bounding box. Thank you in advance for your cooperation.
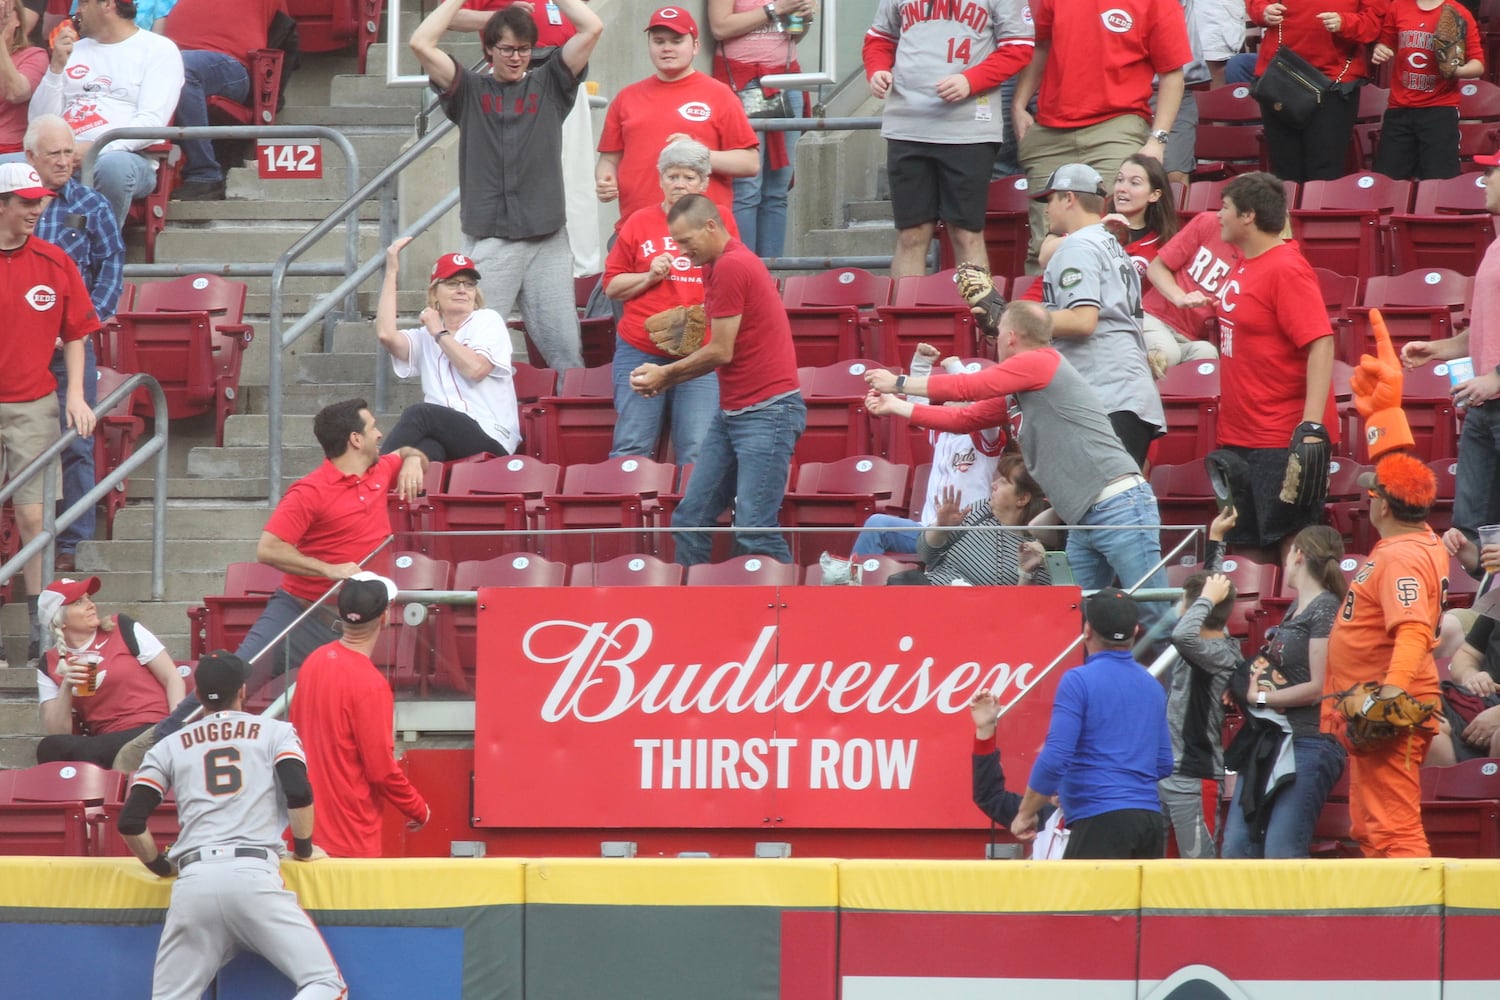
[1225,52,1259,84]
[1066,480,1170,631]
[851,513,921,556]
[733,89,803,258]
[610,337,719,465]
[671,393,806,566]
[50,339,97,554]
[1221,735,1347,859]
[176,49,250,184]
[91,151,157,225]
[1454,401,1500,544]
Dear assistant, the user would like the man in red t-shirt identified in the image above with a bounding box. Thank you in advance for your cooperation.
[291,573,429,858]
[629,194,804,565]
[1213,172,1338,558]
[0,162,96,663]
[1011,0,1192,269]
[163,0,287,200]
[596,6,759,231]
[114,399,427,773]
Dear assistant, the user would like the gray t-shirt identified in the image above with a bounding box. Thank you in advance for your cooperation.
[440,52,580,241]
[1043,222,1165,433]
[866,0,1034,144]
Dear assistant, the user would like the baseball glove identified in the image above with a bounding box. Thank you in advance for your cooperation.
[1329,681,1438,754]
[954,262,1006,337]
[1434,3,1466,80]
[1279,421,1331,511]
[645,304,707,357]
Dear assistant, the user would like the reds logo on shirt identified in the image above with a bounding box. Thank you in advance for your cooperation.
[677,102,712,123]
[66,64,88,80]
[25,285,58,311]
[1407,50,1430,69]
[670,255,692,271]
[1101,7,1134,32]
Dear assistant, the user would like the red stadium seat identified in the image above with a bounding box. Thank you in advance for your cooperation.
[1313,268,1360,336]
[781,456,911,566]
[0,761,122,857]
[1148,461,1220,535]
[188,561,284,660]
[1290,172,1415,279]
[803,553,913,586]
[423,454,560,562]
[447,554,568,687]
[91,366,147,539]
[1166,556,1276,640]
[287,0,383,71]
[935,175,1034,281]
[1149,358,1220,467]
[1344,269,1470,364]
[1192,123,1267,180]
[375,550,455,694]
[1388,174,1496,275]
[537,456,678,565]
[873,269,982,364]
[782,268,891,366]
[797,359,882,463]
[122,143,181,263]
[569,553,684,587]
[685,554,799,586]
[526,364,621,465]
[206,48,284,126]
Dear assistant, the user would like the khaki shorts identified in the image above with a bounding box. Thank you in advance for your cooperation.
[0,394,60,506]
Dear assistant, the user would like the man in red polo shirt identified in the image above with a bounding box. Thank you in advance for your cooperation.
[114,398,427,772]
[291,572,429,858]
[0,161,96,665]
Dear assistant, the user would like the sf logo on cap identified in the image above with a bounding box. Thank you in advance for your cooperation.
[25,284,57,311]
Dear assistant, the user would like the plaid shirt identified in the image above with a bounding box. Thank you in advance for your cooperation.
[34,178,126,321]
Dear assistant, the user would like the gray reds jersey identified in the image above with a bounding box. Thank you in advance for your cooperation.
[866,0,1035,143]
[1043,222,1166,432]
[133,711,304,856]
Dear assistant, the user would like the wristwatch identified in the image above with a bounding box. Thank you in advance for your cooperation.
[1256,690,1268,707]
[763,2,778,22]
[435,329,451,339]
[1149,129,1171,144]
[895,374,908,394]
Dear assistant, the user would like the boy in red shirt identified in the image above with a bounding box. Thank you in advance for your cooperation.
[1371,0,1484,179]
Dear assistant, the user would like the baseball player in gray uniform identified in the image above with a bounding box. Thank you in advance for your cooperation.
[1036,162,1164,467]
[117,651,347,1000]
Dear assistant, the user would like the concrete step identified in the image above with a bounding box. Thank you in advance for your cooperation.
[66,569,234,603]
[243,289,425,318]
[154,221,386,265]
[796,225,900,259]
[166,199,384,223]
[222,166,399,201]
[110,506,274,542]
[276,104,419,129]
[186,446,324,480]
[223,409,413,449]
[846,199,894,224]
[331,73,429,108]
[77,538,260,572]
[0,702,44,738]
[0,666,36,696]
[294,350,386,385]
[126,478,270,501]
[0,735,40,769]
[241,382,412,413]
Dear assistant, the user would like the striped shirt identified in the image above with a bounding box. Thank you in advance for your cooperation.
[916,501,1051,586]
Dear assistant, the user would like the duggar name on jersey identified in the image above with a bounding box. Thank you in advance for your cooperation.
[179,719,263,748]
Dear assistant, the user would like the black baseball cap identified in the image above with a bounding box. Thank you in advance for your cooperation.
[1084,587,1140,642]
[196,651,249,708]
[338,572,397,625]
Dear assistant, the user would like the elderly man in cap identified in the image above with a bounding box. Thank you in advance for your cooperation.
[1009,586,1175,858]
[0,160,97,664]
[1035,161,1163,468]
[290,572,430,858]
[595,6,758,234]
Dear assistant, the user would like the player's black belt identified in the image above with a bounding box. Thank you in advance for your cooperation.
[176,846,271,870]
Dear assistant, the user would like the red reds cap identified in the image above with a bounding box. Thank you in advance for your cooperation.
[37,576,102,629]
[0,162,55,199]
[645,5,698,37]
[1476,152,1500,168]
[430,252,481,284]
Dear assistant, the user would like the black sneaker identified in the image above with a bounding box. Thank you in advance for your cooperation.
[172,180,226,201]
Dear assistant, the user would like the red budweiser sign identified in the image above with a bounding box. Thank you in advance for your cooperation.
[473,586,1082,829]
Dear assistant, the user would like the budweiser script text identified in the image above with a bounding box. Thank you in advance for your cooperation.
[528,620,1044,723]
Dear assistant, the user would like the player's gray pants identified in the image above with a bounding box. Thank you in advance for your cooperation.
[1159,773,1217,859]
[153,856,345,1000]
[463,228,583,370]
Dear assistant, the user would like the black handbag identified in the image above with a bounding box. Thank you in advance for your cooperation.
[721,44,792,119]
[1251,26,1352,128]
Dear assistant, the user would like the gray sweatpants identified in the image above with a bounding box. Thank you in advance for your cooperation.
[1159,772,1217,859]
[152,856,345,999]
[463,228,583,370]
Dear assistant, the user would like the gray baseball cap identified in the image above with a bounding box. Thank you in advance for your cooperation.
[1033,163,1106,200]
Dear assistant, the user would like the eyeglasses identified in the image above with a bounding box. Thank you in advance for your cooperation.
[439,278,478,290]
[494,45,533,58]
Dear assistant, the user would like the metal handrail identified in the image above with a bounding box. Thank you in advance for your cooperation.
[0,374,170,599]
[269,115,461,500]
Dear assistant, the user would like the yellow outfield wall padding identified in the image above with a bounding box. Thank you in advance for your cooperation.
[837,860,1142,914]
[0,858,172,911]
[1140,860,1445,912]
[1441,862,1500,913]
[0,857,527,913]
[523,858,840,907]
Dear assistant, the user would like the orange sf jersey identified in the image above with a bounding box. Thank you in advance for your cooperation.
[1322,529,1448,737]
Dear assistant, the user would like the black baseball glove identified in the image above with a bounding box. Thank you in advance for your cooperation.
[1279,421,1331,512]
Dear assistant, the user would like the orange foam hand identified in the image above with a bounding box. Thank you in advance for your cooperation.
[1351,309,1414,459]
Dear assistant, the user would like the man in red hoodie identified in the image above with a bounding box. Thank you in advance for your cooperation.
[290,572,429,857]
